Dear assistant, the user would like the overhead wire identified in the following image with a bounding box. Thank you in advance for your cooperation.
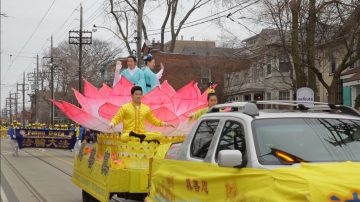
[146,5,253,37]
[2,0,57,81]
[146,0,259,33]
[83,1,109,28]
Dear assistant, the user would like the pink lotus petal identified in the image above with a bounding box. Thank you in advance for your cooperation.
[160,80,176,97]
[169,116,197,136]
[98,83,112,98]
[61,101,122,133]
[55,78,211,136]
[107,95,132,106]
[52,100,65,112]
[83,79,99,98]
[73,88,91,113]
[98,102,120,120]
[146,107,179,135]
[172,82,204,115]
[112,77,134,96]
[142,87,174,111]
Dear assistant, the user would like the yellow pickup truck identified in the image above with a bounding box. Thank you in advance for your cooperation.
[74,101,360,202]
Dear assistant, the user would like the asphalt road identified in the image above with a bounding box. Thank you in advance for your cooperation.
[0,139,141,202]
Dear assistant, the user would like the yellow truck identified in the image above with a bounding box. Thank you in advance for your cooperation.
[72,134,183,202]
[74,102,360,202]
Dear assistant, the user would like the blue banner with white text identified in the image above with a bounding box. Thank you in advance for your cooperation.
[15,128,76,149]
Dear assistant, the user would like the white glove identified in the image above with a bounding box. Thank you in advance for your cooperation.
[116,61,122,71]
[113,61,123,87]
[156,63,164,80]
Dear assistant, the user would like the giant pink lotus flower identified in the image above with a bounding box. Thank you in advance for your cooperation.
[53,77,212,136]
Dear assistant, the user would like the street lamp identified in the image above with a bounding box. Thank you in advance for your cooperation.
[93,24,123,41]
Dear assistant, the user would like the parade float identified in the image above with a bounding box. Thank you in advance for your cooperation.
[54,76,211,201]
[54,76,360,202]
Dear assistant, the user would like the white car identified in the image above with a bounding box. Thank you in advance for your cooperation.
[171,101,360,169]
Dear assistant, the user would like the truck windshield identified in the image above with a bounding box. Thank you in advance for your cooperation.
[252,118,360,165]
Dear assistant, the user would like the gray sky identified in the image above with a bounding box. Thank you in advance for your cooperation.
[0,0,262,112]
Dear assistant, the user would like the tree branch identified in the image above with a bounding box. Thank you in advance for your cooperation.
[109,0,132,55]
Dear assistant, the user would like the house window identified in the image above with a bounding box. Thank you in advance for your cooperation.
[258,65,264,78]
[266,92,271,100]
[350,59,360,69]
[244,94,251,101]
[254,93,263,101]
[279,91,290,100]
[267,64,271,75]
[330,51,336,73]
[331,61,336,73]
[279,62,291,73]
[252,67,257,81]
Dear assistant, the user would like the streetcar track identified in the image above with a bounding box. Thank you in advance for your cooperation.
[1,153,49,202]
[2,142,140,202]
[22,149,72,177]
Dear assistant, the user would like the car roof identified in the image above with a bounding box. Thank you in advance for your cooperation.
[203,111,360,120]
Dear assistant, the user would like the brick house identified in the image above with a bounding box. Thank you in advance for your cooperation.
[102,40,251,102]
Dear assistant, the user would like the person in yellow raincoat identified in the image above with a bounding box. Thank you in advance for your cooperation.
[109,86,174,142]
[189,90,218,120]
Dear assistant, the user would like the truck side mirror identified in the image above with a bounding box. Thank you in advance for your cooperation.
[218,150,243,168]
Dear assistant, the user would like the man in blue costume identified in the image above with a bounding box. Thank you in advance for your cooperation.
[142,54,164,94]
[113,55,146,91]
[7,121,19,156]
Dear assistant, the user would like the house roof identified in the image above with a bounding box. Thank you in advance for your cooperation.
[181,47,240,57]
[342,67,360,76]
[164,40,216,53]
[344,70,360,83]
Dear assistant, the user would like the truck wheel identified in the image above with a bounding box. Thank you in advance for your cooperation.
[82,190,100,202]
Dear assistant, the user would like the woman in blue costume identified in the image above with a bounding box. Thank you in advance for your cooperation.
[142,54,164,94]
[113,55,146,91]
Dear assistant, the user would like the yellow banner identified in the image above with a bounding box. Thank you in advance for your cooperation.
[0,127,8,139]
[72,144,149,202]
[148,159,360,202]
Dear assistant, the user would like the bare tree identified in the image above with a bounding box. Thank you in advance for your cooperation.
[41,39,119,103]
[309,2,360,103]
[109,0,133,55]
[262,0,360,103]
[168,0,213,52]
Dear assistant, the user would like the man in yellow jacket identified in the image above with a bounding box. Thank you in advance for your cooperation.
[109,86,174,142]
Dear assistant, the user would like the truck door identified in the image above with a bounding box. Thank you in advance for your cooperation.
[188,119,221,162]
[213,120,247,167]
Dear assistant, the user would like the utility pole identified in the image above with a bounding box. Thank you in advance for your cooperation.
[79,5,83,94]
[22,72,25,125]
[7,92,16,123]
[50,35,54,125]
[35,54,39,122]
[0,0,2,121]
[136,0,144,65]
[9,92,12,123]
[17,73,28,125]
[15,82,18,119]
[69,4,92,94]
[27,57,40,123]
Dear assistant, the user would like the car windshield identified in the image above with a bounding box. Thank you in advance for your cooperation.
[252,118,360,165]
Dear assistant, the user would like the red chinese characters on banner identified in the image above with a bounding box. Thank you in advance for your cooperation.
[185,178,209,194]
